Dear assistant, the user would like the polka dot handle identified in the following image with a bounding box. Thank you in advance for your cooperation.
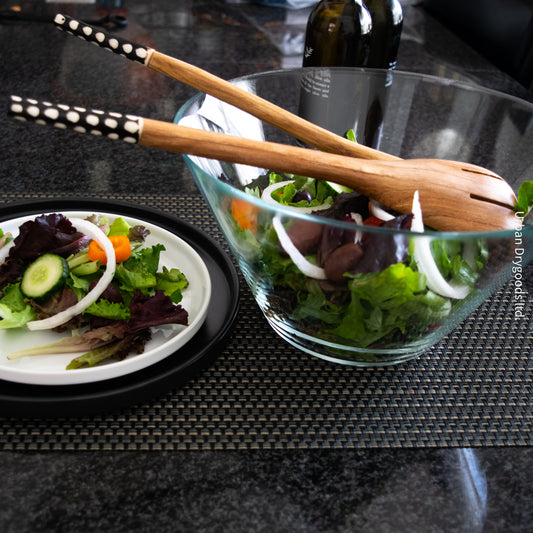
[9,96,143,144]
[53,13,152,65]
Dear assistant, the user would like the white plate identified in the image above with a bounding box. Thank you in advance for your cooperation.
[0,211,212,386]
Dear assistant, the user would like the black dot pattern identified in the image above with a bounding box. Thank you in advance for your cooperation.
[9,96,143,143]
[53,13,151,65]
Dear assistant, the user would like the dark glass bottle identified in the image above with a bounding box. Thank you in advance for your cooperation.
[302,0,373,68]
[364,0,403,69]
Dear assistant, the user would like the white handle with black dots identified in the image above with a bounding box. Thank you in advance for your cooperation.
[9,96,143,143]
[53,14,151,65]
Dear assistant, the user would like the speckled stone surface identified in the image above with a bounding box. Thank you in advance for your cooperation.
[1,448,533,532]
[0,1,532,531]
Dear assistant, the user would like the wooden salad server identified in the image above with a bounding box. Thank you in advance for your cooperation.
[9,96,517,232]
[52,13,502,180]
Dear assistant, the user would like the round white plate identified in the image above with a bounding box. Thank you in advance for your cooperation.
[0,211,212,386]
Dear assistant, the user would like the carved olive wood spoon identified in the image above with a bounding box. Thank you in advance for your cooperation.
[52,13,502,180]
[9,96,517,232]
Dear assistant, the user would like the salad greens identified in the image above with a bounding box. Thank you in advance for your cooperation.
[268,174,338,209]
[248,211,471,349]
[0,213,189,368]
[232,143,531,355]
[0,283,35,329]
[229,155,500,352]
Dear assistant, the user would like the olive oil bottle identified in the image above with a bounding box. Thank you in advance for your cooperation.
[302,0,373,68]
[299,1,372,139]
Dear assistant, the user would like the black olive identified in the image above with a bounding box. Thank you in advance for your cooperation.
[283,219,323,255]
[292,190,313,204]
[324,243,365,282]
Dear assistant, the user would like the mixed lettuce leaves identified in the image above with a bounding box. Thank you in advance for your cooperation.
[0,214,189,368]
[237,168,532,354]
[231,167,498,352]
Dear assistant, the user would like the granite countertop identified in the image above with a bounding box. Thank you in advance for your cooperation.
[0,1,532,531]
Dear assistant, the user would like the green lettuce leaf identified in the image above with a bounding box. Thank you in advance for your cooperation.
[155,266,188,303]
[332,263,451,347]
[84,299,131,321]
[108,216,132,237]
[114,244,165,293]
[267,173,336,209]
[0,283,36,329]
[515,180,533,216]
[430,239,479,287]
[345,129,357,143]
[293,263,451,348]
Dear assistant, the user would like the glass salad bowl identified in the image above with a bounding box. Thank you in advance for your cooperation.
[175,68,533,366]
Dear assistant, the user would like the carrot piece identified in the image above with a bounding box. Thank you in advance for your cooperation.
[231,198,258,234]
[88,235,132,265]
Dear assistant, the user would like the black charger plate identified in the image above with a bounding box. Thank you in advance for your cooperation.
[0,198,239,418]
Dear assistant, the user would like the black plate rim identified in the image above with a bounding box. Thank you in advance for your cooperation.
[0,197,240,418]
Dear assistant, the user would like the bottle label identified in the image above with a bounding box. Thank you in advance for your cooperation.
[300,68,331,100]
[298,68,359,139]
[298,68,393,149]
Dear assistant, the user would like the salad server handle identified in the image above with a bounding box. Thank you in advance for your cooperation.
[8,95,517,232]
[9,96,143,143]
[53,14,148,64]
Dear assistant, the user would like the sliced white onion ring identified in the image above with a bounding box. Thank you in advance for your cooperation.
[411,191,470,300]
[272,214,326,280]
[369,200,395,221]
[26,218,117,331]
[261,180,331,214]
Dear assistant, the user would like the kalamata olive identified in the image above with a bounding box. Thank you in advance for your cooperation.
[324,242,364,282]
[317,226,345,266]
[292,190,313,204]
[283,219,323,255]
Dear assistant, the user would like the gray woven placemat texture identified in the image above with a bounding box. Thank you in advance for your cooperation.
[0,193,531,450]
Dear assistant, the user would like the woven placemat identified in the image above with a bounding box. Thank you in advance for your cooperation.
[0,192,531,450]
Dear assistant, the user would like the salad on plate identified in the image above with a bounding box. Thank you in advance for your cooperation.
[0,212,192,370]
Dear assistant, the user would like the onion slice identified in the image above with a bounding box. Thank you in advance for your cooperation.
[369,200,395,221]
[411,191,470,300]
[272,214,326,280]
[26,218,117,331]
[261,180,331,214]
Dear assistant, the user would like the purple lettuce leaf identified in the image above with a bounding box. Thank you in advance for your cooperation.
[1,213,86,288]
[351,214,414,274]
[10,213,84,260]
[128,290,189,331]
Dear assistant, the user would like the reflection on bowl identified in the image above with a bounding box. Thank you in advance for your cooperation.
[175,68,533,366]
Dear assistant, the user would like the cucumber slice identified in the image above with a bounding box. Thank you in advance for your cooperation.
[71,261,99,276]
[21,254,69,300]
